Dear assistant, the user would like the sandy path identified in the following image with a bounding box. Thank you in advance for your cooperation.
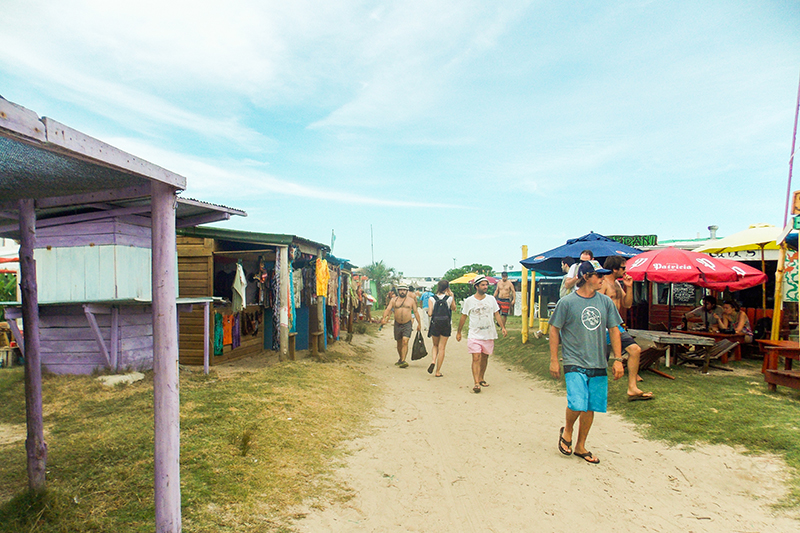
[296,328,797,532]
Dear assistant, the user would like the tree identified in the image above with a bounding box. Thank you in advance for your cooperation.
[443,264,495,302]
[362,260,399,310]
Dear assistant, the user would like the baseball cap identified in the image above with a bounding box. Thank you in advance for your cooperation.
[577,260,611,278]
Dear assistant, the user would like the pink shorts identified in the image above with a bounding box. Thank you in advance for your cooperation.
[467,338,494,355]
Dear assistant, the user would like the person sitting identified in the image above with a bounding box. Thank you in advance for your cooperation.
[718,299,753,343]
[682,295,722,331]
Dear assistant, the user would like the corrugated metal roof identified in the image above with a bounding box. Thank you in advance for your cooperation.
[177,226,329,251]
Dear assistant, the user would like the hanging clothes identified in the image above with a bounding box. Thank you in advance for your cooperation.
[316,258,329,298]
[232,262,247,313]
[214,312,224,355]
[232,313,241,349]
[293,268,303,308]
[271,257,280,350]
[222,314,234,345]
[303,266,315,306]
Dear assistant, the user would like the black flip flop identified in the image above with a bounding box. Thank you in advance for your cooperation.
[558,427,572,456]
[575,451,600,464]
[427,363,435,374]
[473,384,481,393]
[479,380,489,387]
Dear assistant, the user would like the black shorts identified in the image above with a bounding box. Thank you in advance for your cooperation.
[394,320,412,340]
[428,319,451,338]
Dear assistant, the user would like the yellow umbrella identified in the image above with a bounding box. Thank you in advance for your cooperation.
[450,272,498,284]
[694,223,781,313]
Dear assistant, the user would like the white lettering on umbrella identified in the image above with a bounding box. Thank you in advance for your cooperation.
[732,265,746,276]
[652,263,691,270]
[696,257,717,270]
[631,257,648,268]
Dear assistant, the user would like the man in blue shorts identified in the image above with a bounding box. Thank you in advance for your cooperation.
[548,261,624,464]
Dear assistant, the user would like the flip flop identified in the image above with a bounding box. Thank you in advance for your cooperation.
[435,373,443,377]
[479,381,489,387]
[627,392,654,402]
[473,384,481,393]
[558,427,572,456]
[427,363,435,374]
[574,451,600,464]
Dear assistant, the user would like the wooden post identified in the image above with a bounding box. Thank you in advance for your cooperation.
[151,183,181,533]
[521,246,528,344]
[203,301,210,375]
[771,243,787,341]
[278,246,290,360]
[18,199,47,493]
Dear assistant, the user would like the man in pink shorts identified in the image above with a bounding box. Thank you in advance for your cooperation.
[456,275,507,393]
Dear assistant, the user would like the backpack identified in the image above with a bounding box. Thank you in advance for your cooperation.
[430,294,451,323]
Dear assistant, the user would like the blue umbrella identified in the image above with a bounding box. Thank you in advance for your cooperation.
[520,232,643,275]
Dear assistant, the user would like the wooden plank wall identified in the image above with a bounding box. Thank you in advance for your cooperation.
[38,305,153,374]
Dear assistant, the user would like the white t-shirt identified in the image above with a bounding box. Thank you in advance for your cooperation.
[461,294,500,340]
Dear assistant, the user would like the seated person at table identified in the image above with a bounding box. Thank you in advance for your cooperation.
[718,299,753,343]
[683,295,722,331]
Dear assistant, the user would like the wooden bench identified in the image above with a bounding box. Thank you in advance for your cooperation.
[310,332,324,356]
[765,369,800,392]
[677,339,739,374]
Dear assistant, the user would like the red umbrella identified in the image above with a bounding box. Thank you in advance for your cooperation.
[626,247,742,332]
[626,247,740,285]
[701,259,767,292]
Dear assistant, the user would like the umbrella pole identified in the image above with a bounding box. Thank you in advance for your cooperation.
[761,245,767,319]
[771,243,787,341]
[668,283,673,333]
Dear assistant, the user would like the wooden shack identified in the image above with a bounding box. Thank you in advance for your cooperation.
[1,198,245,374]
[176,227,329,365]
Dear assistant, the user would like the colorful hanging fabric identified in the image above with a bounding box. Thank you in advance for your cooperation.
[316,258,329,298]
[214,312,224,355]
[232,313,241,349]
[272,256,280,350]
[293,268,303,308]
[222,314,233,345]
[303,266,315,306]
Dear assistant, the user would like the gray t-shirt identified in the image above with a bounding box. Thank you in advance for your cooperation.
[549,290,622,369]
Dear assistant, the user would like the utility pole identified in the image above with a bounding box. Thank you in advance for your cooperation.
[453,258,456,269]
[370,224,374,265]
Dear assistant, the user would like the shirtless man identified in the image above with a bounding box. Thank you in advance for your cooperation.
[494,272,516,328]
[380,284,422,368]
[563,250,594,294]
[600,256,653,401]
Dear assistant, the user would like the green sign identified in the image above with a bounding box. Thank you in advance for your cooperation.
[794,216,800,230]
[607,235,658,247]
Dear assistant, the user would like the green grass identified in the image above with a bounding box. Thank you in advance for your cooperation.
[496,315,800,509]
[0,344,377,532]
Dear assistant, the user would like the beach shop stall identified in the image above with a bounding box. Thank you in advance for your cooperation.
[325,255,357,341]
[0,198,245,374]
[175,226,330,364]
[0,96,214,528]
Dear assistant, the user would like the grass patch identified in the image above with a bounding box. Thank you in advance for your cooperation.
[495,315,800,509]
[0,346,377,532]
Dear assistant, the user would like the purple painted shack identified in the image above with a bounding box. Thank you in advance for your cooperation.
[1,198,245,374]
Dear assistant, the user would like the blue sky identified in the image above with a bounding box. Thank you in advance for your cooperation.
[1,1,798,276]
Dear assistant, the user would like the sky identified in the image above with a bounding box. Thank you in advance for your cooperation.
[1,1,799,277]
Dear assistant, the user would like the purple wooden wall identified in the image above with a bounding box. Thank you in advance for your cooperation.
[35,216,152,249]
[38,305,153,374]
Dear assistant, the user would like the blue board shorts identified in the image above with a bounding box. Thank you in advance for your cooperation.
[564,365,608,413]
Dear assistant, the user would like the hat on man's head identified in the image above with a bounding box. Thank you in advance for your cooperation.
[396,284,409,290]
[577,260,611,278]
[472,275,488,286]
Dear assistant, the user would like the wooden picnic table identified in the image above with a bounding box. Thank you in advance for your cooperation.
[680,330,746,363]
[628,329,715,367]
[756,339,800,392]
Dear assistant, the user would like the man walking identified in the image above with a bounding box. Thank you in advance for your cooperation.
[549,261,624,464]
[456,276,507,393]
[494,272,516,328]
[419,287,434,332]
[600,256,653,401]
[380,284,422,368]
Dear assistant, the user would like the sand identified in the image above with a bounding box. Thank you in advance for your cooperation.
[295,327,798,532]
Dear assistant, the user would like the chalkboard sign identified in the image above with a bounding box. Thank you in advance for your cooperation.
[672,283,697,305]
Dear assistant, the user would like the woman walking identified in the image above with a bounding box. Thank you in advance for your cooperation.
[427,279,457,377]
